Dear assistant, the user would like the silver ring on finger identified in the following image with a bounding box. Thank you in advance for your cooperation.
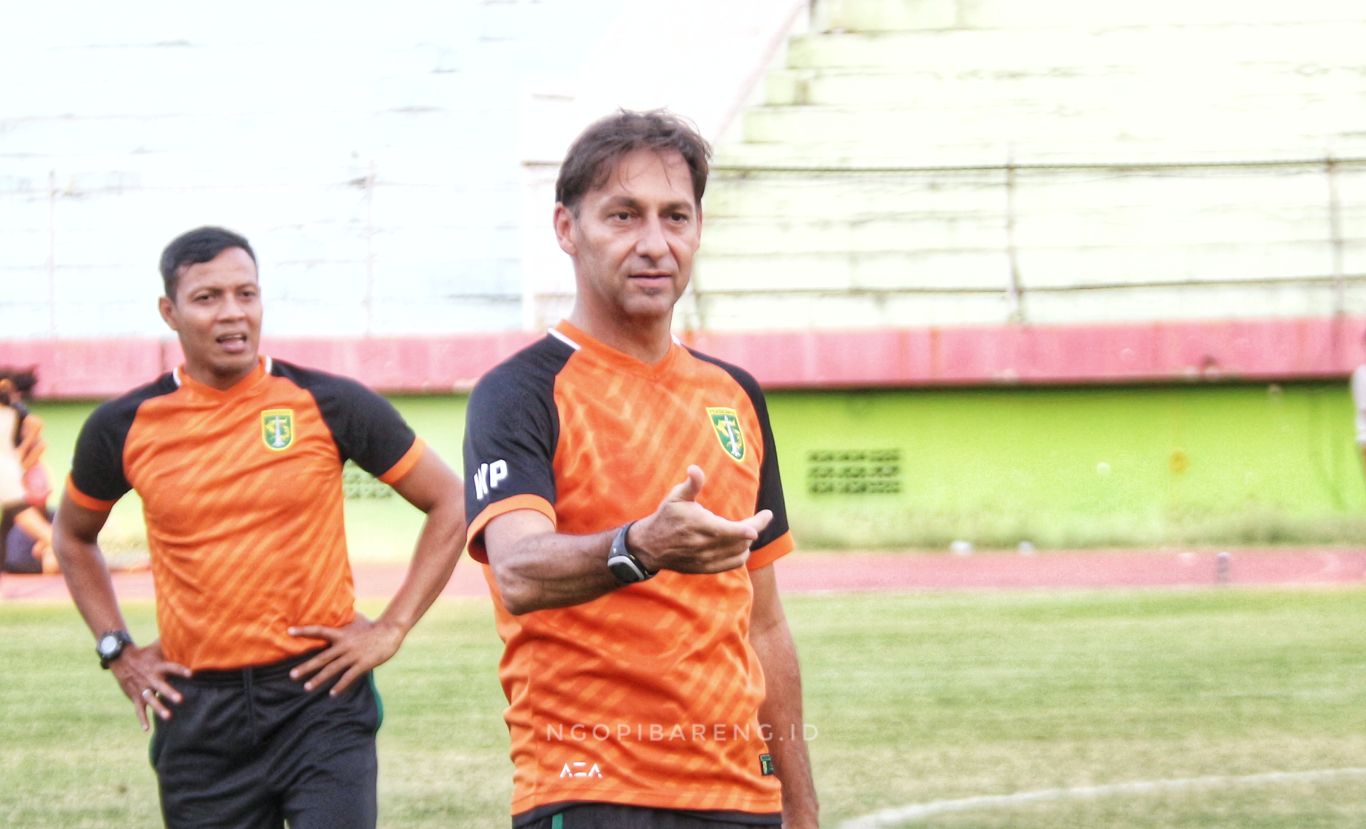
[141,688,154,699]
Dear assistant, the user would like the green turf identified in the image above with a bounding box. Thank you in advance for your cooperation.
[1,587,1363,827]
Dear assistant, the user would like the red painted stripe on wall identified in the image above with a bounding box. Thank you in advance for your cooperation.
[683,317,1365,389]
[4,317,1363,399]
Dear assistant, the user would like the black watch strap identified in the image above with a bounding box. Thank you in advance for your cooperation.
[607,522,655,585]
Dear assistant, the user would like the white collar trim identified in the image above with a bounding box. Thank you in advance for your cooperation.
[172,356,270,387]
[548,328,581,350]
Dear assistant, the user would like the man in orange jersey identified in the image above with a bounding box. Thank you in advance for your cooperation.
[463,110,819,828]
[53,226,466,829]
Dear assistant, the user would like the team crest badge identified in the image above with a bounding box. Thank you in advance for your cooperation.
[261,409,295,451]
[707,407,747,462]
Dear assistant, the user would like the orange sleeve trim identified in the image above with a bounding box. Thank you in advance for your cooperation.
[747,530,795,571]
[465,494,557,563]
[378,438,425,485]
[64,476,116,512]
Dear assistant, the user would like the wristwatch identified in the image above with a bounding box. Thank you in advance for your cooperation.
[96,630,134,669]
[607,522,655,585]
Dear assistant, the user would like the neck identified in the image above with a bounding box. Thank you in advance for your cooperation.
[567,308,673,364]
[183,359,258,391]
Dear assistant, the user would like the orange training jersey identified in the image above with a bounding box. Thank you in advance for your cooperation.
[463,321,794,823]
[67,357,423,670]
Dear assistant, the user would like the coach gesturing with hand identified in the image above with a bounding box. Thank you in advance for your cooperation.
[483,463,772,613]
[463,110,818,829]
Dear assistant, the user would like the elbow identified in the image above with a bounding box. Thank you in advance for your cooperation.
[500,591,540,617]
[502,597,535,616]
[491,566,540,616]
[49,526,74,567]
[431,500,467,550]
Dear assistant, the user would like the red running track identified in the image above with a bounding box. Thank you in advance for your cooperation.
[3,548,1364,603]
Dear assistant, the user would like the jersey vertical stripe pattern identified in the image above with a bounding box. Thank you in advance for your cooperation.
[464,321,794,819]
[68,358,421,670]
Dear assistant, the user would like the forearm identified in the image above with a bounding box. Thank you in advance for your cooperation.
[484,466,768,613]
[491,525,622,614]
[53,530,128,640]
[752,615,819,826]
[376,498,466,634]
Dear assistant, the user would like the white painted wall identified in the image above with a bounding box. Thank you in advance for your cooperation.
[6,0,1365,339]
[0,0,804,339]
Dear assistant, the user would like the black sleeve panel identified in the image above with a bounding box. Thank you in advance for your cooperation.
[688,350,791,551]
[462,336,572,525]
[69,375,178,504]
[273,360,417,478]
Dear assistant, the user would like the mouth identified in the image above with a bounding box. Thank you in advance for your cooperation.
[629,272,672,286]
[216,333,251,353]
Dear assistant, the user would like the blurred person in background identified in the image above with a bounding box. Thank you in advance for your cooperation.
[0,369,57,574]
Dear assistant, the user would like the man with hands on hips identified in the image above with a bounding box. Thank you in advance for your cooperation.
[464,109,818,829]
[54,226,466,829]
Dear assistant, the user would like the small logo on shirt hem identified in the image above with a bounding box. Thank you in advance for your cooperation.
[559,761,604,779]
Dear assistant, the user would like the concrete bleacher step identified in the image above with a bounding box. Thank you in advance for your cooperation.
[697,237,1341,295]
[815,0,1366,32]
[786,23,1366,71]
[714,137,1366,170]
[1013,242,1339,288]
[695,281,1362,328]
[708,165,1356,216]
[763,64,1366,109]
[740,101,1365,148]
[704,162,1354,235]
[701,207,1346,258]
[702,215,1007,255]
[693,0,1366,328]
[704,172,1007,219]
[698,249,1011,292]
[687,280,1361,331]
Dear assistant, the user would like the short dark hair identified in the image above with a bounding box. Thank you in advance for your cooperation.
[159,226,257,299]
[555,109,712,214]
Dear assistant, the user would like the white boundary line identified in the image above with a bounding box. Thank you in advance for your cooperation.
[839,767,1366,828]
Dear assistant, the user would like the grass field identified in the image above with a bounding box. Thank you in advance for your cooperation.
[1,587,1363,828]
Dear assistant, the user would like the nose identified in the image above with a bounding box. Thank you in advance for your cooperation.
[635,215,668,260]
[219,294,247,320]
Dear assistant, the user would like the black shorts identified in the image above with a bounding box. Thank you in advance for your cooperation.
[150,651,382,829]
[517,803,782,828]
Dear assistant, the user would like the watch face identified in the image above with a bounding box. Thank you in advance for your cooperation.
[608,556,646,584]
[97,631,131,668]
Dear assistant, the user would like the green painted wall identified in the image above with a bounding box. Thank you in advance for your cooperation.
[769,383,1363,549]
[32,382,1365,558]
